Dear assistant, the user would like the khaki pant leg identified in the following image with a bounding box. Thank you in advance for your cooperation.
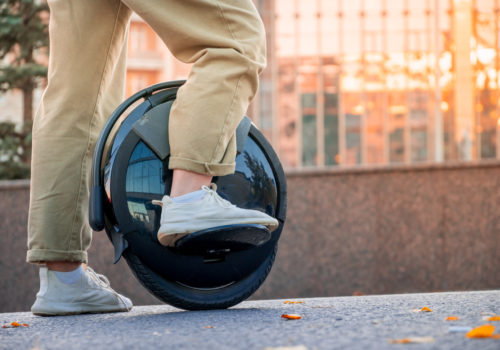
[123,0,267,176]
[27,0,132,263]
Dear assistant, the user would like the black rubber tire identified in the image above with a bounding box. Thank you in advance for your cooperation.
[122,242,278,310]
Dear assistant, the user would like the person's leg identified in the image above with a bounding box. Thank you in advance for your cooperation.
[170,170,212,197]
[28,0,131,265]
[28,0,133,315]
[123,0,278,246]
[122,0,266,187]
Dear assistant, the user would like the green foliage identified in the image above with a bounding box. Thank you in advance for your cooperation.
[0,121,31,179]
[0,0,49,59]
[0,62,47,92]
[0,0,49,120]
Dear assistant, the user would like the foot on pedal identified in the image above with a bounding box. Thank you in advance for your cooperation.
[152,183,279,247]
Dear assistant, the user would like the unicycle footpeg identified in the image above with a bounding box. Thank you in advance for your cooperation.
[175,224,271,254]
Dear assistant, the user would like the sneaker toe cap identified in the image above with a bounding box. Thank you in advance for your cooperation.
[119,295,133,310]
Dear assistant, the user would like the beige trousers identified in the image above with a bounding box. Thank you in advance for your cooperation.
[27,0,266,263]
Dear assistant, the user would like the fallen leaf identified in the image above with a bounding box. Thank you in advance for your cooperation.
[389,337,434,344]
[421,307,432,312]
[488,316,500,321]
[389,339,411,344]
[2,322,29,329]
[466,324,495,338]
[281,314,302,320]
[204,326,214,329]
[446,316,459,321]
[283,301,305,304]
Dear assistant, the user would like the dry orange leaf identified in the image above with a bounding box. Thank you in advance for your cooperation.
[264,346,308,350]
[2,322,29,329]
[389,339,411,344]
[281,314,302,320]
[446,316,459,321]
[466,324,495,338]
[204,326,214,329]
[421,307,432,312]
[488,316,500,321]
[283,301,304,304]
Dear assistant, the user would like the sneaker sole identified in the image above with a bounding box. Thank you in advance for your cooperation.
[32,302,131,316]
[33,308,130,317]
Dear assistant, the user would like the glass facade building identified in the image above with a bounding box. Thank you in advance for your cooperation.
[118,0,500,170]
[2,0,498,171]
[250,0,500,168]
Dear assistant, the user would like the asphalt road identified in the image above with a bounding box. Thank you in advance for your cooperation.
[1,290,499,350]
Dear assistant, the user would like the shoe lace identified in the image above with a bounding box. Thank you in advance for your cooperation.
[86,267,132,311]
[202,183,235,208]
[86,267,111,288]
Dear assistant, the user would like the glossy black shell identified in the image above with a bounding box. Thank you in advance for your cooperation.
[99,83,287,293]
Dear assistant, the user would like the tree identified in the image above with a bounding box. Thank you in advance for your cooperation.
[0,120,31,179]
[0,0,49,124]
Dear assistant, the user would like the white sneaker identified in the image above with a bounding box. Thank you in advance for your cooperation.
[31,267,133,316]
[153,183,279,247]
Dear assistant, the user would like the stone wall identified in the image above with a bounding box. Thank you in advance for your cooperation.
[1,161,500,312]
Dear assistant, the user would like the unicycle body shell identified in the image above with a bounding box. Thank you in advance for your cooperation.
[90,81,287,310]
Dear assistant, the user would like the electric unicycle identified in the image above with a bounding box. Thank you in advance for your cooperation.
[89,81,287,310]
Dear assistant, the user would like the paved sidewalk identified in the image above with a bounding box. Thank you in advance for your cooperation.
[1,290,499,350]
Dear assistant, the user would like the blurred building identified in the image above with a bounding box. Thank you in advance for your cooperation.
[268,0,500,168]
[125,13,190,97]
[2,0,499,170]
[126,0,500,169]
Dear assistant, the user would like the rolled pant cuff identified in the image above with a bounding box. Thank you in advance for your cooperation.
[169,156,235,176]
[27,249,88,264]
